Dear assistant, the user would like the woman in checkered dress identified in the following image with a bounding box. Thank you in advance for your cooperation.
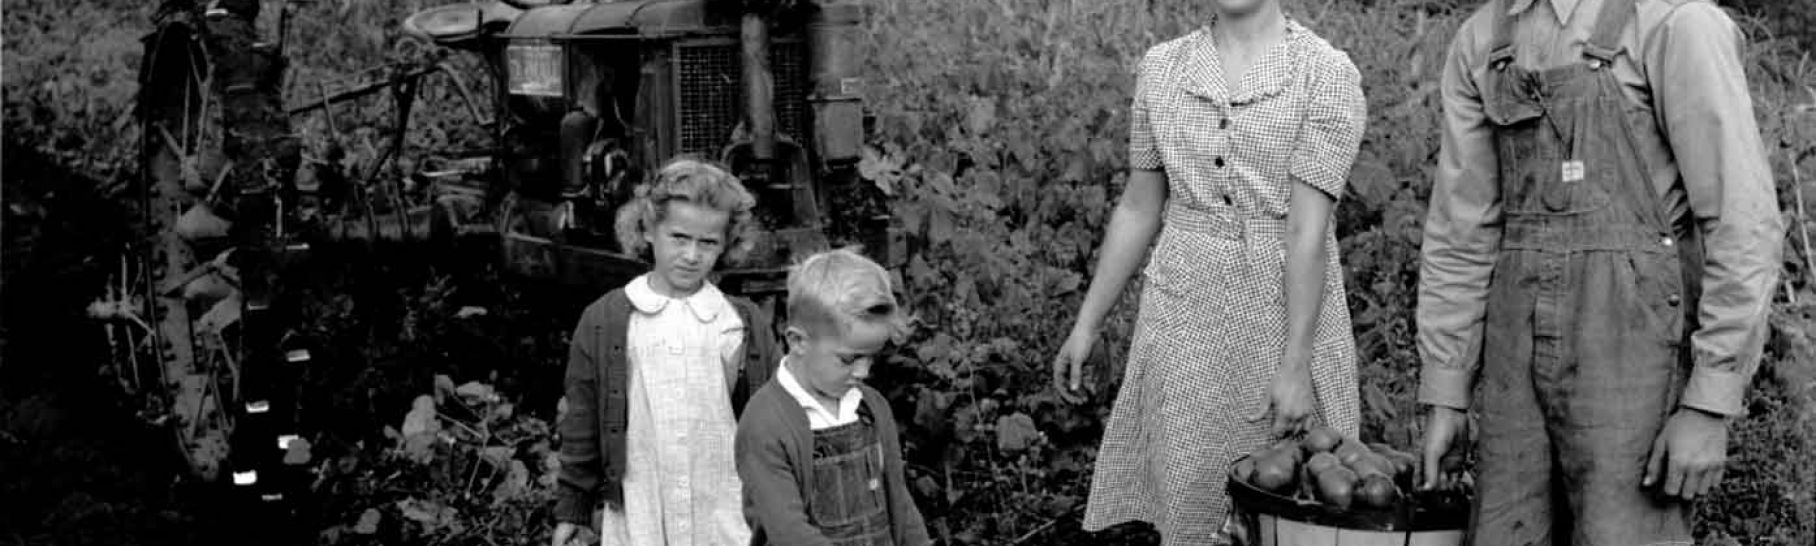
[1050,0,1366,543]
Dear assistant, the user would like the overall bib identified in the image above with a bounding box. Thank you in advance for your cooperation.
[809,406,894,546]
[1473,0,1700,544]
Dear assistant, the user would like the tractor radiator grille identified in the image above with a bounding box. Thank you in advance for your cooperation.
[675,39,809,158]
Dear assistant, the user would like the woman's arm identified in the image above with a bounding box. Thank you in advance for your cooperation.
[1282,180,1336,367]
[1257,49,1366,434]
[1055,168,1169,392]
[1054,44,1174,394]
[1282,51,1366,363]
[1071,169,1170,337]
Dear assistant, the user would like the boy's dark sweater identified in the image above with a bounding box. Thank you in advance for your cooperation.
[552,287,780,525]
[734,379,932,546]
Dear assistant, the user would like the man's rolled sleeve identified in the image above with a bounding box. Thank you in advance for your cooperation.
[1645,2,1785,418]
[1416,20,1502,411]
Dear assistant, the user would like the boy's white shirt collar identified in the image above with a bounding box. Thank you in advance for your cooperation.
[775,357,863,430]
[624,273,726,323]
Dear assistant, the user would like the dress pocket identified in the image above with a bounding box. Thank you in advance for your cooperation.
[1142,229,1191,296]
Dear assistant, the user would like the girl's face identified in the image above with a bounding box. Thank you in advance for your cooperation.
[643,201,731,297]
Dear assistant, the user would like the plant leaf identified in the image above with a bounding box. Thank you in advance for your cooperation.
[455,381,496,403]
[353,508,381,535]
[400,395,439,438]
[283,437,313,465]
[995,412,1038,452]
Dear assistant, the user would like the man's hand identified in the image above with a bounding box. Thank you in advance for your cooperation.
[552,522,596,546]
[1419,405,1468,491]
[1645,408,1730,500]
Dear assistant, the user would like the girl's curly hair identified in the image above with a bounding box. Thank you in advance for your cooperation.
[613,156,759,265]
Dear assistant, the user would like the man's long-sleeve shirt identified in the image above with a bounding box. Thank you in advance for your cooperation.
[1417,0,1784,417]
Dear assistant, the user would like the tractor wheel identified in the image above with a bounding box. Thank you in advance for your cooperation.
[134,15,243,487]
[115,4,307,510]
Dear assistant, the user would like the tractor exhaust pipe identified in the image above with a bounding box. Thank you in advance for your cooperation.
[808,1,865,168]
[741,10,776,168]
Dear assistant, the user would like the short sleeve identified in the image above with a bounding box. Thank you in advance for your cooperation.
[1288,51,1367,199]
[718,305,748,373]
[1129,47,1164,171]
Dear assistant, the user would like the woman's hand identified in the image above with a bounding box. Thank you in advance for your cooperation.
[1250,349,1315,438]
[1050,326,1096,404]
[1049,169,1169,404]
[552,522,596,546]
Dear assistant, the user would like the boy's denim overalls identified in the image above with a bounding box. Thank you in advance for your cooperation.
[1473,0,1701,543]
[810,405,894,546]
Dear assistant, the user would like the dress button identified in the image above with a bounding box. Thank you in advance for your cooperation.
[1219,118,1230,129]
[1222,194,1234,206]
[1667,294,1682,307]
[1214,157,1226,168]
[1661,237,1675,247]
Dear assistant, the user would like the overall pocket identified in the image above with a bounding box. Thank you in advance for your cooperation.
[1620,250,1686,346]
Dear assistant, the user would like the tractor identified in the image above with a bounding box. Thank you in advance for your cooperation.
[91,0,899,515]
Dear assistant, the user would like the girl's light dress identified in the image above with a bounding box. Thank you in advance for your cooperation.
[599,274,753,546]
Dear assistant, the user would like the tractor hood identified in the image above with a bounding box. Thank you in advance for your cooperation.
[504,0,742,39]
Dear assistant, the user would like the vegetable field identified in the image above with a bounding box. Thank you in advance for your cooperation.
[3,0,1812,544]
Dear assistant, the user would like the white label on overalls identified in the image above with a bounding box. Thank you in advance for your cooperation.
[1561,160,1586,183]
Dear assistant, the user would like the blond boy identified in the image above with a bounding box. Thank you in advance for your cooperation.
[734,248,932,546]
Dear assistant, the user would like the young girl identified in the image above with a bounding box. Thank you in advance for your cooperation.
[735,248,931,546]
[553,157,782,546]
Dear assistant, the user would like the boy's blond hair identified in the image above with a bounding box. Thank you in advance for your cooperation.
[614,156,758,264]
[786,247,911,342]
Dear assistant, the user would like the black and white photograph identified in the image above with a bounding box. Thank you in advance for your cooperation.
[2,0,1812,544]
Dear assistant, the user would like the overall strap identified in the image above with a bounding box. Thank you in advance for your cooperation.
[1581,0,1669,234]
[1486,0,1519,70]
[1582,0,1637,67]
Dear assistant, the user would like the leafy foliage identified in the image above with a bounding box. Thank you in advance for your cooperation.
[309,375,558,546]
[3,0,1813,545]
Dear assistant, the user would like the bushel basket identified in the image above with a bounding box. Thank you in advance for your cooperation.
[1227,454,1471,545]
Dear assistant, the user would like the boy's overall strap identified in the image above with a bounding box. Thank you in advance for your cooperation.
[1582,0,1636,67]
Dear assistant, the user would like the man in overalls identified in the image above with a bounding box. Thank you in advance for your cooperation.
[1414,0,1784,543]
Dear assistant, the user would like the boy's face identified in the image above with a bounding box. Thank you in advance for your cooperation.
[644,201,730,298]
[786,320,892,403]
